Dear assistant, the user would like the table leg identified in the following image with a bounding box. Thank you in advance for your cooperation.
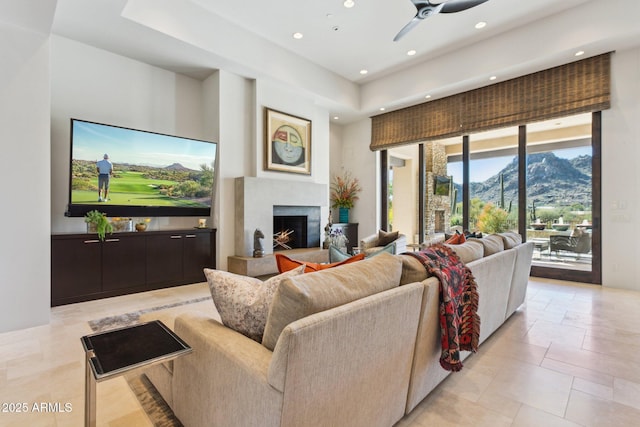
[85,355,96,427]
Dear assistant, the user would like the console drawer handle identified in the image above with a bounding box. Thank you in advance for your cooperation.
[84,240,100,244]
[170,235,182,239]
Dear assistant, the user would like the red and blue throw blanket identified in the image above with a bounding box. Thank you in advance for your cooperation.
[406,244,480,371]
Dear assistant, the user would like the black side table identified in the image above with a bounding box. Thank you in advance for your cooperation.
[81,320,192,427]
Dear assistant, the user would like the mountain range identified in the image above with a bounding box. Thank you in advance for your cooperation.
[454,152,592,208]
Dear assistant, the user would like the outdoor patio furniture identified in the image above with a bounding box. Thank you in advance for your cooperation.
[550,233,592,258]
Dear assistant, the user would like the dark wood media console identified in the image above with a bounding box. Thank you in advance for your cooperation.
[51,228,216,306]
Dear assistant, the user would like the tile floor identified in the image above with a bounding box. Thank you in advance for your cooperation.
[1,277,640,426]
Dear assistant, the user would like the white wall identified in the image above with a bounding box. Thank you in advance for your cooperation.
[340,119,379,241]
[50,36,207,234]
[391,157,418,241]
[0,27,51,332]
[601,47,640,290]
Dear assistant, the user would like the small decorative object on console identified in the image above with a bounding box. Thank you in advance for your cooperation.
[135,218,150,232]
[111,217,133,232]
[253,228,265,258]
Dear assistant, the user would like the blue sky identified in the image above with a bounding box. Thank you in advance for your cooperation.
[72,121,217,171]
[448,146,591,184]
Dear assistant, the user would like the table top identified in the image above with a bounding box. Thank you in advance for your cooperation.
[81,320,191,381]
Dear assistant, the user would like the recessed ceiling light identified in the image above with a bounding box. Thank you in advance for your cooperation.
[292,32,303,40]
[475,21,487,29]
[425,94,431,99]
[359,69,368,75]
[379,107,386,111]
[407,49,417,56]
[333,116,340,120]
[343,0,355,8]
[575,50,585,57]
[489,75,497,81]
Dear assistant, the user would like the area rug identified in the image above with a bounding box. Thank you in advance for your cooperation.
[88,296,212,332]
[126,373,182,427]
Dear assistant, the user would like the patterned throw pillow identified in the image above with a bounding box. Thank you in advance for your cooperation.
[204,266,305,342]
[275,252,365,274]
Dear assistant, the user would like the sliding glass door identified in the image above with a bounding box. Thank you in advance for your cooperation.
[382,112,601,284]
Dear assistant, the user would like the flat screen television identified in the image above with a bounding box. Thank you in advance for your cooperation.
[433,175,451,196]
[66,118,218,218]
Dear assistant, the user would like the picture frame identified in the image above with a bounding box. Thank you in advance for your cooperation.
[434,175,451,196]
[264,107,311,175]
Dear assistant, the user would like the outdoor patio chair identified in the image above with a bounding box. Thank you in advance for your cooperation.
[550,232,591,258]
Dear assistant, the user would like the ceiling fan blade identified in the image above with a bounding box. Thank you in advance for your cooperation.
[393,16,423,42]
[441,0,489,14]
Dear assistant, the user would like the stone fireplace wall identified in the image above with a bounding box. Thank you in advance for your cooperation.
[424,143,451,237]
[234,177,328,257]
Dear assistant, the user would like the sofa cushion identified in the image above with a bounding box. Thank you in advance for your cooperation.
[398,254,430,285]
[444,240,484,264]
[377,229,399,246]
[329,243,394,263]
[498,232,523,249]
[204,265,305,342]
[470,234,504,256]
[328,245,351,263]
[262,252,402,350]
[275,252,365,274]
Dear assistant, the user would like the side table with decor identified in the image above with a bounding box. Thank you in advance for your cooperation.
[330,223,358,255]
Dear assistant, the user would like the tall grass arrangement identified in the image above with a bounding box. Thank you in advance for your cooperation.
[330,172,361,209]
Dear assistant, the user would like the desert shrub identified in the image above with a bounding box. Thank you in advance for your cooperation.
[476,202,509,234]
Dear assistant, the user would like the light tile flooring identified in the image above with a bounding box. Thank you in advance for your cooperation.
[1,277,640,426]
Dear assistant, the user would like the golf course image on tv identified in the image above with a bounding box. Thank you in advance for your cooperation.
[67,119,218,217]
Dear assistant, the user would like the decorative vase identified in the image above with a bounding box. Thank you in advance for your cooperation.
[339,207,349,223]
[135,223,147,232]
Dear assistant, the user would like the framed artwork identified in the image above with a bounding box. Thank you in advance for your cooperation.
[265,107,311,174]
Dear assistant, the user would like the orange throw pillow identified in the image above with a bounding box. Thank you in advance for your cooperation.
[444,233,466,245]
[275,252,365,274]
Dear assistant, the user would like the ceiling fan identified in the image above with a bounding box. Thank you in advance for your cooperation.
[393,0,490,42]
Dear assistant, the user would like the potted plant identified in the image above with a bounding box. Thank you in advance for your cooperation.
[330,172,361,223]
[135,218,151,232]
[84,210,113,241]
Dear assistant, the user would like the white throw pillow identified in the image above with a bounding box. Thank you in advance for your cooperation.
[204,265,305,342]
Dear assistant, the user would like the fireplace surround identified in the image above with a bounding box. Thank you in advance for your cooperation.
[234,177,328,257]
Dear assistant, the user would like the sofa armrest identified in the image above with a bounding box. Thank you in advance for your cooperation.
[394,234,407,254]
[171,313,283,427]
[359,233,379,250]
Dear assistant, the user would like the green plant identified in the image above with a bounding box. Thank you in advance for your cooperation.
[476,202,509,234]
[84,210,113,241]
[330,172,361,209]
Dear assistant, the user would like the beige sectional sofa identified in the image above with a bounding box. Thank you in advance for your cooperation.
[143,233,533,427]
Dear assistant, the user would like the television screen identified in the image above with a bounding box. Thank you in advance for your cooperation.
[434,175,451,196]
[66,119,218,217]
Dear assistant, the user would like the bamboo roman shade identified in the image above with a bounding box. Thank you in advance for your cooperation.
[370,53,611,151]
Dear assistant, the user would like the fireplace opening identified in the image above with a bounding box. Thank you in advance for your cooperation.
[272,205,321,251]
[273,215,308,250]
